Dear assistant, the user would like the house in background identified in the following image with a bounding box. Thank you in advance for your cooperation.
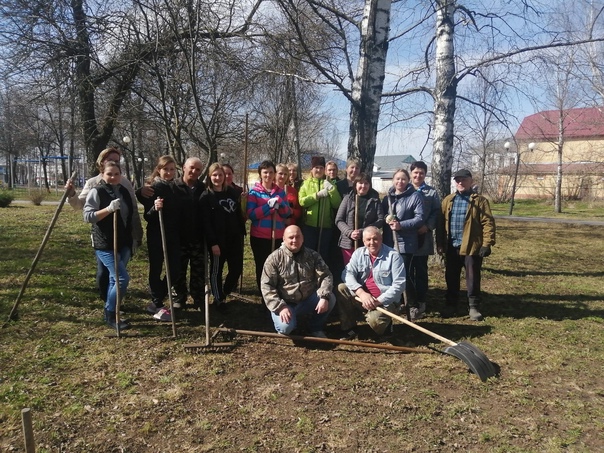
[501,107,604,200]
[372,155,418,193]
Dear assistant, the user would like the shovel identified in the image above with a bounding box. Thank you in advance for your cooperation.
[375,306,497,381]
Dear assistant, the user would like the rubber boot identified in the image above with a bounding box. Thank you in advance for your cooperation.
[468,299,483,322]
[105,310,131,330]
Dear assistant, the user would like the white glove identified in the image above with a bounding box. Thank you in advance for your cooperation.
[107,199,121,213]
[385,214,396,223]
[267,197,280,209]
[316,189,329,198]
[323,180,333,191]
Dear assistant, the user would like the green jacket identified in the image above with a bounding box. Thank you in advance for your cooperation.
[437,191,496,256]
[298,177,342,228]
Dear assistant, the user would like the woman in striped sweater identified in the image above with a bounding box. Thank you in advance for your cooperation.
[246,160,292,293]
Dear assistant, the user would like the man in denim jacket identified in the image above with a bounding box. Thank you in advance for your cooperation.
[336,226,406,340]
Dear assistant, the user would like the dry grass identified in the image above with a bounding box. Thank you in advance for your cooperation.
[1,205,603,452]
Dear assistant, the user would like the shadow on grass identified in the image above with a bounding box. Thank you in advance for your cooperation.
[485,292,604,320]
[485,266,604,278]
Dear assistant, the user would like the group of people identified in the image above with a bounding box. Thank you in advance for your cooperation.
[67,148,496,342]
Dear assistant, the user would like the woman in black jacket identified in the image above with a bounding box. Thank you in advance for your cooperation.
[335,173,384,266]
[200,162,246,310]
[136,155,182,322]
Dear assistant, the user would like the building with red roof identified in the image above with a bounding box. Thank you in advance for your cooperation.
[500,107,604,200]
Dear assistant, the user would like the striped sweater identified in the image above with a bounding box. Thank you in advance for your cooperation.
[246,181,292,239]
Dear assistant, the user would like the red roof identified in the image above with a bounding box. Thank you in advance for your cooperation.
[516,107,604,140]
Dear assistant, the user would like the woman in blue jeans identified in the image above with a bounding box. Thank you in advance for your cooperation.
[83,160,133,330]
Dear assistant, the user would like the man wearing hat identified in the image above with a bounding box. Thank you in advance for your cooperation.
[436,169,496,321]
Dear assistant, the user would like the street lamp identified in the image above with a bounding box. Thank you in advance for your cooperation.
[509,141,535,215]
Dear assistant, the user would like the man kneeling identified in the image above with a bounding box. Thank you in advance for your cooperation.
[336,226,406,340]
[261,225,336,338]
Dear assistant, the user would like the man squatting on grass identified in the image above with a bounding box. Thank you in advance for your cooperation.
[437,169,496,321]
[336,226,406,340]
[260,225,336,338]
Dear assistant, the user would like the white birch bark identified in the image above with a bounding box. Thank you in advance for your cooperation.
[431,0,457,198]
[348,0,391,175]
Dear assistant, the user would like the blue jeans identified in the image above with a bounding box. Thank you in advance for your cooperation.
[95,247,131,312]
[270,292,336,334]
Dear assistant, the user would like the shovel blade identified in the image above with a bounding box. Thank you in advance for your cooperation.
[443,341,497,382]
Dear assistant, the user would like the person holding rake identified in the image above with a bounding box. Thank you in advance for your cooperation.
[83,160,133,330]
[136,155,183,322]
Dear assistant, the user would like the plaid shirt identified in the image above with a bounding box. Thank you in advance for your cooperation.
[449,192,471,247]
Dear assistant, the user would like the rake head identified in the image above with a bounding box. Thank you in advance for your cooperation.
[183,342,236,353]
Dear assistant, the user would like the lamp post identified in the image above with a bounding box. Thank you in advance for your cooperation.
[509,141,535,215]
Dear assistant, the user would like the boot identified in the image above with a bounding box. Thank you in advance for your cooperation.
[105,310,131,330]
[468,299,483,322]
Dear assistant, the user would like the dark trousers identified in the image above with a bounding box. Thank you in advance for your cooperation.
[96,256,109,301]
[301,225,332,262]
[209,241,244,302]
[147,229,181,306]
[173,241,205,305]
[408,255,429,303]
[445,246,483,305]
[250,236,282,293]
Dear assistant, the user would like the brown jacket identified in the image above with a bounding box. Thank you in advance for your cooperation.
[437,192,496,256]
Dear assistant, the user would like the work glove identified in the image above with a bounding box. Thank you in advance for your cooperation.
[107,199,121,213]
[385,214,396,223]
[267,197,280,209]
[316,189,329,198]
[323,179,333,191]
[478,246,491,258]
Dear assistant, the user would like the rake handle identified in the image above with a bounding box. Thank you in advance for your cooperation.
[217,327,431,354]
[375,306,457,347]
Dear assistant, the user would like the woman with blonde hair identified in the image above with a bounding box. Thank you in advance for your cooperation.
[200,163,246,310]
[136,155,182,322]
[275,163,302,226]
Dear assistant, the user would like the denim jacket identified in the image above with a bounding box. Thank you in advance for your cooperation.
[343,244,406,307]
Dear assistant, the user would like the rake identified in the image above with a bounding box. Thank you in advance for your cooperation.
[216,327,432,354]
[183,249,234,353]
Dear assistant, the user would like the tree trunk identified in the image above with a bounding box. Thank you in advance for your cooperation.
[347,0,391,176]
[431,0,457,199]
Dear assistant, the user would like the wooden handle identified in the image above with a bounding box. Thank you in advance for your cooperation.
[375,306,457,346]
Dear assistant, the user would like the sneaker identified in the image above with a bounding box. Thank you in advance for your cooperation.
[146,302,161,314]
[153,308,172,322]
[469,307,484,321]
[309,330,327,339]
[339,329,357,341]
[408,306,424,322]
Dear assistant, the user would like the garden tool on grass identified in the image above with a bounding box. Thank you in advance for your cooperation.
[216,327,431,354]
[113,211,122,337]
[183,247,234,353]
[387,196,410,317]
[4,172,76,328]
[375,306,497,381]
[158,203,177,338]
[354,192,359,250]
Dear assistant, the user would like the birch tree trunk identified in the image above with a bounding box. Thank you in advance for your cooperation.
[348,0,391,175]
[431,0,457,198]
[555,114,564,213]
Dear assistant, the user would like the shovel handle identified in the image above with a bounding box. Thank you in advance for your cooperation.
[375,306,457,347]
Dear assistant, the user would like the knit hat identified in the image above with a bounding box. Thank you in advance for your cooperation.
[311,156,325,168]
[96,147,122,170]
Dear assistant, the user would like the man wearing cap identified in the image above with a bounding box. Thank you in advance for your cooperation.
[436,169,496,321]
[65,147,143,302]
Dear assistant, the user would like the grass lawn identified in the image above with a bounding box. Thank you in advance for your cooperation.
[1,204,603,452]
